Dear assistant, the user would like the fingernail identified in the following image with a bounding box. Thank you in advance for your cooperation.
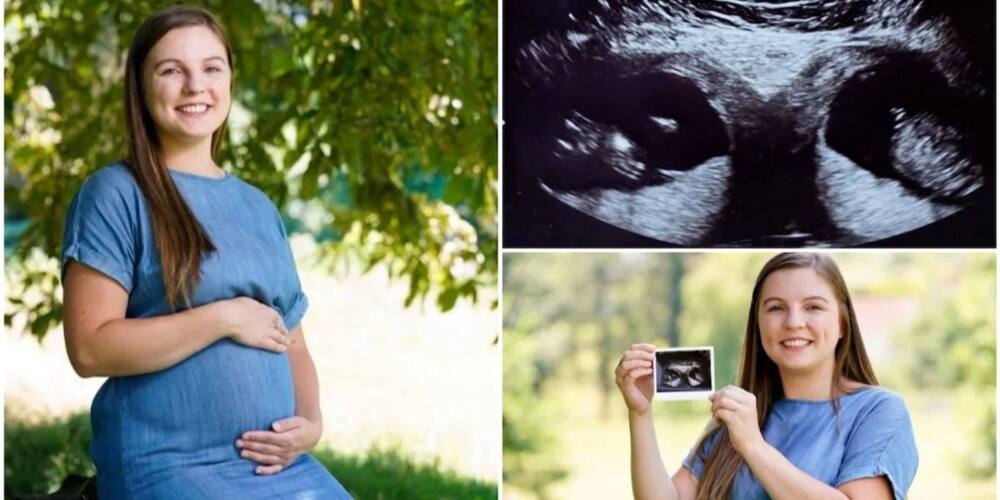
[278,345,286,351]
[236,440,242,447]
[256,467,263,474]
[274,423,282,431]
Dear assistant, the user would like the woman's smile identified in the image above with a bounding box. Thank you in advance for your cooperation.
[779,337,813,352]
[175,103,212,116]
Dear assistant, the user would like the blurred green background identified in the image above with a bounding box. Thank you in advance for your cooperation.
[5,0,497,498]
[503,252,995,499]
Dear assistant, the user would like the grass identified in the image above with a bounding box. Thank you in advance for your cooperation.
[4,409,496,499]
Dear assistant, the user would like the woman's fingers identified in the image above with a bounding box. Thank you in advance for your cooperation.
[711,395,742,414]
[624,367,652,383]
[271,313,289,336]
[268,336,287,353]
[624,348,656,360]
[630,343,658,353]
[616,364,653,387]
[237,439,283,456]
[240,448,284,465]
[256,464,284,475]
[617,359,652,374]
[713,408,735,424]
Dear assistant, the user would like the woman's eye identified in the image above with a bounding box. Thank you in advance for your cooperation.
[160,68,180,75]
[206,66,223,73]
[806,304,824,312]
[766,305,784,313]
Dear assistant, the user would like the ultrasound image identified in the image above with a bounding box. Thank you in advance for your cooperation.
[504,0,994,247]
[656,350,713,393]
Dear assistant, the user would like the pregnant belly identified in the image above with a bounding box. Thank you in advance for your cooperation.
[94,339,295,467]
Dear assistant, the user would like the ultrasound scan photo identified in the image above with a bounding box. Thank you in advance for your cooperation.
[503,0,995,247]
[655,349,713,394]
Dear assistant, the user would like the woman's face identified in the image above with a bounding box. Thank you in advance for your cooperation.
[757,267,842,377]
[142,25,231,148]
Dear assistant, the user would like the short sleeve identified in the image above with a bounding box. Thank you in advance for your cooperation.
[836,393,918,500]
[274,209,308,330]
[682,427,723,478]
[61,173,138,293]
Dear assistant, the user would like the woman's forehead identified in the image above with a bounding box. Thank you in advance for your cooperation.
[760,267,836,299]
[146,25,227,66]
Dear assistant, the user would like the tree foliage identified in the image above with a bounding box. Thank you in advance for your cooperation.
[896,254,996,477]
[5,0,497,339]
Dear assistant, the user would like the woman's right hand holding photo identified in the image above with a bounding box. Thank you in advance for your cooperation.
[615,343,657,416]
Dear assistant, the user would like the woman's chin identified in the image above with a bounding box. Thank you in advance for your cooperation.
[774,357,820,375]
[162,127,218,146]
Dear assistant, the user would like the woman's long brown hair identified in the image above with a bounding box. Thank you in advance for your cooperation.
[123,6,233,308]
[694,253,879,500]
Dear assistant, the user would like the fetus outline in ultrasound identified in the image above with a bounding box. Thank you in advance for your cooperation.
[655,347,715,401]
[503,0,995,248]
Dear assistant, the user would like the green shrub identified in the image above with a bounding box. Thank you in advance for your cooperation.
[4,409,96,497]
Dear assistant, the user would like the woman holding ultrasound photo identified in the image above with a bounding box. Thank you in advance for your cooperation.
[615,253,917,500]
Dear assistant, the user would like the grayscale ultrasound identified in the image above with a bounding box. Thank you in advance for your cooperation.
[656,349,713,393]
[504,0,994,247]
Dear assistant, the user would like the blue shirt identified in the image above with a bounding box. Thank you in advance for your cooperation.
[61,162,349,499]
[683,386,918,500]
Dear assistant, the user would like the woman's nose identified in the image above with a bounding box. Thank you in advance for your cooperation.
[184,73,208,94]
[784,306,807,329]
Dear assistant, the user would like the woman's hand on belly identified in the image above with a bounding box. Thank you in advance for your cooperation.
[216,296,292,353]
[234,415,322,475]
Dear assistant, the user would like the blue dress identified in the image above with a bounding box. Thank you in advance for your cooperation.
[61,162,352,499]
[683,386,918,500]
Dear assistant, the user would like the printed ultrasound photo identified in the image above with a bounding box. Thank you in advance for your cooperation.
[503,0,995,247]
[655,348,714,400]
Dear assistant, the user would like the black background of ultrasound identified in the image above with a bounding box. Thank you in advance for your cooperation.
[656,350,712,393]
[501,0,996,248]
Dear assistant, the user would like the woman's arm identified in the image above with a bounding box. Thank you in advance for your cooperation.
[741,441,892,499]
[63,261,289,377]
[628,409,698,500]
[618,344,698,500]
[712,386,893,500]
[287,325,323,429]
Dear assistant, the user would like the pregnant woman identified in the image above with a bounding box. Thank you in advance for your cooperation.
[60,6,350,499]
[615,253,918,499]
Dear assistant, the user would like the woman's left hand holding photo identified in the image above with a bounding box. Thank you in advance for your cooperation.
[708,386,764,457]
[236,415,323,475]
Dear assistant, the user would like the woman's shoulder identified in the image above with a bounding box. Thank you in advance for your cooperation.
[77,161,141,197]
[226,175,284,219]
[68,161,146,212]
[843,385,911,424]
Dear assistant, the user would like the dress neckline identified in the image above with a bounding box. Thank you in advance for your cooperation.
[168,168,231,182]
[776,385,877,406]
